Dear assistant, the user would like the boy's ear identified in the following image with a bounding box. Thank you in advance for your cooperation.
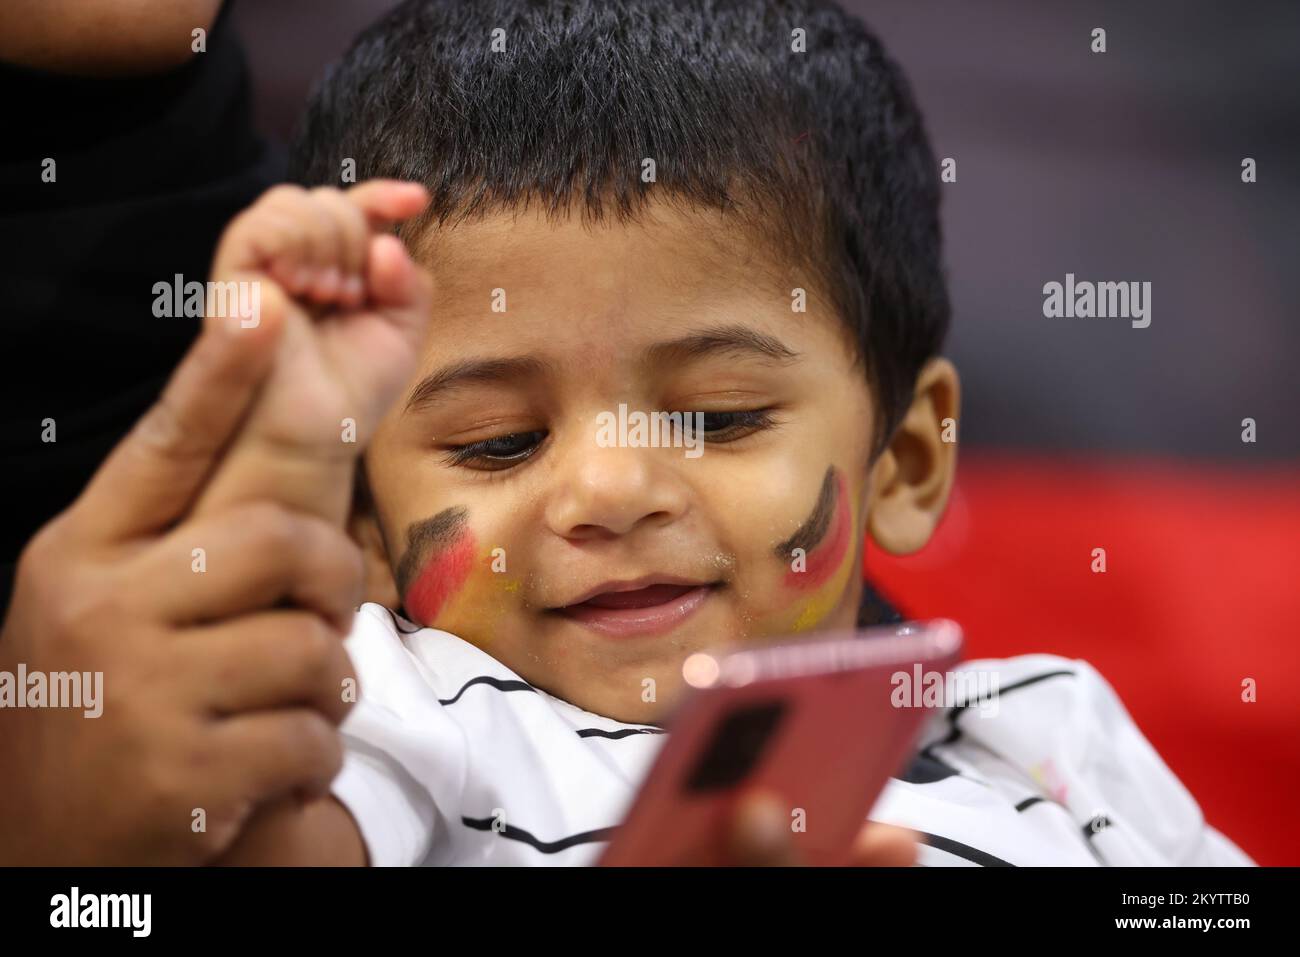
[348,505,402,610]
[866,357,960,555]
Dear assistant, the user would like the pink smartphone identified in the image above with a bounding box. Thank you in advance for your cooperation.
[599,619,963,866]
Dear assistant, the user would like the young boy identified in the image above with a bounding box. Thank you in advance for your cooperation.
[2,0,1250,866]
[198,0,1254,867]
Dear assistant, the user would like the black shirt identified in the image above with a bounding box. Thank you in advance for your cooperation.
[0,4,282,615]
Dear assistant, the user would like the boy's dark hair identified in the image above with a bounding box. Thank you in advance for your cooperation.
[290,0,949,455]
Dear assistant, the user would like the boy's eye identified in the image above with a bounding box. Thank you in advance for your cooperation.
[686,409,777,442]
[442,410,773,471]
[445,430,547,470]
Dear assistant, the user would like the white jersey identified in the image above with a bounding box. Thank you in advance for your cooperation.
[331,602,1253,867]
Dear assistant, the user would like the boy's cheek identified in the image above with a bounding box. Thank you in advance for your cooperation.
[744,539,859,636]
[433,567,525,644]
[406,528,528,641]
[396,460,866,642]
[738,466,863,636]
[404,526,477,624]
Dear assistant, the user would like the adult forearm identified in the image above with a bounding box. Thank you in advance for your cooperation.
[0,0,223,75]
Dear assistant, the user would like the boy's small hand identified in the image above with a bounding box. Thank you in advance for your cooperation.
[725,789,919,867]
[196,180,433,525]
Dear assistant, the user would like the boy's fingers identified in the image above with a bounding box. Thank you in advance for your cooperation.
[261,185,343,292]
[213,187,312,281]
[140,503,364,630]
[727,789,802,866]
[365,233,428,312]
[210,181,427,300]
[215,210,306,288]
[309,187,370,289]
[182,611,356,727]
[850,823,920,867]
[67,318,282,545]
[344,180,430,230]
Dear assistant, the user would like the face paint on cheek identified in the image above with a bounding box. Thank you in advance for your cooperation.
[775,466,851,590]
[395,507,478,624]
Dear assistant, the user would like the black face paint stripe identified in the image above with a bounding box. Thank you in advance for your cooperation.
[774,466,837,559]
[394,506,469,599]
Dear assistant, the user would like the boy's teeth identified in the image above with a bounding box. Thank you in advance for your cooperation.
[579,584,696,609]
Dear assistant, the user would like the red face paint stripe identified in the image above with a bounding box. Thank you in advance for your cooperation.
[784,471,851,590]
[405,528,477,624]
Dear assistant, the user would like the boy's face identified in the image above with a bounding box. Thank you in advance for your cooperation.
[358,201,940,723]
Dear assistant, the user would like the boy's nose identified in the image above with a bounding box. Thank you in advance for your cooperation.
[544,443,691,540]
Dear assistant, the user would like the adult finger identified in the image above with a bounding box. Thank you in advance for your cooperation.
[66,314,283,545]
[181,610,357,726]
[210,708,344,805]
[139,502,363,629]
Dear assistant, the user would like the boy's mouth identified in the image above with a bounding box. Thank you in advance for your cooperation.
[551,577,719,638]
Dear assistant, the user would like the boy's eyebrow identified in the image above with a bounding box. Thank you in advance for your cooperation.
[403,326,795,412]
[645,325,800,366]
[404,357,551,412]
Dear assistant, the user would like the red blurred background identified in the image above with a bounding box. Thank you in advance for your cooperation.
[866,452,1300,865]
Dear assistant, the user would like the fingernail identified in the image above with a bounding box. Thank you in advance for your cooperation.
[342,275,364,302]
[315,267,340,298]
[748,804,789,851]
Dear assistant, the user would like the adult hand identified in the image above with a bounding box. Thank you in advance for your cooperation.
[0,311,362,864]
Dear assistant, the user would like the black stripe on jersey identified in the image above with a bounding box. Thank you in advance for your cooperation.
[933,724,962,746]
[910,672,1077,789]
[1083,814,1112,839]
[462,816,617,853]
[438,675,538,706]
[1014,797,1111,864]
[577,727,667,739]
[1011,799,1112,863]
[436,676,664,739]
[916,831,1015,867]
[947,668,1076,717]
[898,748,961,784]
[926,668,1078,749]
[1081,815,1113,865]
